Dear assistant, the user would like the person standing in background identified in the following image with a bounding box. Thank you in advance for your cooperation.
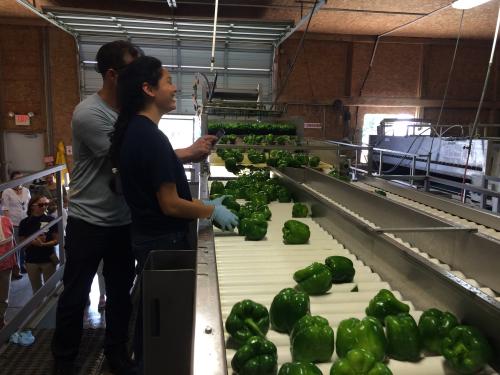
[18,195,58,294]
[2,171,31,278]
[0,214,16,329]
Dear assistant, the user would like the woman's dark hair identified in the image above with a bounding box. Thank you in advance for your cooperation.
[96,40,143,77]
[109,56,164,169]
[27,194,47,216]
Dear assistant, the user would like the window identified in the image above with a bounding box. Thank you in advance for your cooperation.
[361,113,418,161]
[158,115,200,180]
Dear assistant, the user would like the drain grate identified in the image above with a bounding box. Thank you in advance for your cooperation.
[0,328,105,375]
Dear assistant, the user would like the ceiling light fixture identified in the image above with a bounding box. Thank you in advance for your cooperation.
[166,0,177,8]
[452,0,492,9]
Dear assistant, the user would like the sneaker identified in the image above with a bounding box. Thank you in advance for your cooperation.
[106,348,138,375]
[53,360,76,375]
[18,330,35,346]
[9,332,19,344]
[11,274,23,281]
[20,266,27,274]
[98,295,106,310]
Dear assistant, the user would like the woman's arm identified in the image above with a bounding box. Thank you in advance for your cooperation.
[19,235,44,247]
[157,183,214,219]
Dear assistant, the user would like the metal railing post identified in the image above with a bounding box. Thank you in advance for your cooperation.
[55,169,65,263]
[424,153,431,192]
[411,156,416,186]
[378,150,383,175]
[367,146,374,176]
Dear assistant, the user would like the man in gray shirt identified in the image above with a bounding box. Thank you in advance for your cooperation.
[51,41,215,375]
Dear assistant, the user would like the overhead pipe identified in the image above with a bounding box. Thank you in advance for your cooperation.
[210,0,219,71]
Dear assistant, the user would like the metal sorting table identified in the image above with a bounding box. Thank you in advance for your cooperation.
[190,168,500,374]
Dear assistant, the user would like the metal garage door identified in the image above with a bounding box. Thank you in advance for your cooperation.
[45,11,292,115]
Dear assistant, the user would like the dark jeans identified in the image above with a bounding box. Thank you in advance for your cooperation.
[51,217,135,362]
[132,231,190,373]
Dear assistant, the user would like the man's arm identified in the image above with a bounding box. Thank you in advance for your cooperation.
[175,135,218,163]
[72,108,113,157]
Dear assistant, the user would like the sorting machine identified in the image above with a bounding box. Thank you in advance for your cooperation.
[142,161,500,374]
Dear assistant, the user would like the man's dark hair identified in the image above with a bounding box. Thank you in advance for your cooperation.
[95,40,143,77]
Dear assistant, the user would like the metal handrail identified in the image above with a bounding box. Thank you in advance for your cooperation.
[0,164,67,342]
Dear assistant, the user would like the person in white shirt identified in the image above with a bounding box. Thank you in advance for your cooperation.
[2,171,31,277]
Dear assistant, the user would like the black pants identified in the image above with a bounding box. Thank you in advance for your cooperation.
[131,231,190,373]
[51,217,135,362]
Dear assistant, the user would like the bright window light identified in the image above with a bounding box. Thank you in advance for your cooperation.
[452,0,492,9]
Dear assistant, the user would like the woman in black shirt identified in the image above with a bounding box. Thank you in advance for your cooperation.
[109,56,238,370]
[19,195,58,294]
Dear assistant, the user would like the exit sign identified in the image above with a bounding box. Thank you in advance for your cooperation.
[15,114,31,126]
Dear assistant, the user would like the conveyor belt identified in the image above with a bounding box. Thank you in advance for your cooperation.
[300,183,499,301]
[214,202,497,374]
[352,181,500,241]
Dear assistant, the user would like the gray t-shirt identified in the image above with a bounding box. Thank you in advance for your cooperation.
[68,93,131,226]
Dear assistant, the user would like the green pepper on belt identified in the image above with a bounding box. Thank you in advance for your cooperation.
[365,289,410,324]
[442,325,492,375]
[279,362,322,375]
[225,300,270,345]
[418,308,459,354]
[385,313,421,362]
[291,315,335,363]
[293,262,333,295]
[277,187,292,202]
[308,156,321,168]
[270,288,310,333]
[210,181,225,196]
[222,196,241,212]
[231,336,278,375]
[336,317,387,362]
[325,256,355,284]
[283,220,311,245]
[330,348,393,375]
[292,203,309,218]
[243,218,268,241]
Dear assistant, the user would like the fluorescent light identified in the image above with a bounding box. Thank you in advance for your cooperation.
[452,0,492,9]
[166,0,177,8]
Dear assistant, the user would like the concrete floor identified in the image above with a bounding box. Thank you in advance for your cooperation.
[6,272,106,329]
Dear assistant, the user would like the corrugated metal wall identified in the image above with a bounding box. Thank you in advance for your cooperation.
[79,36,273,114]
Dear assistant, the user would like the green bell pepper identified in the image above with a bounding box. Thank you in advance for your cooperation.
[291,315,335,363]
[325,256,355,284]
[225,157,238,173]
[336,317,387,362]
[330,348,393,375]
[293,262,332,295]
[267,157,279,167]
[270,288,310,333]
[231,336,278,375]
[216,148,226,158]
[222,196,240,212]
[278,362,322,375]
[263,185,278,202]
[365,289,410,324]
[244,218,268,241]
[277,187,292,202]
[292,203,309,218]
[225,300,270,345]
[418,308,459,354]
[308,156,320,168]
[442,325,492,375]
[283,220,310,245]
[385,313,421,362]
[210,181,225,196]
[251,192,269,207]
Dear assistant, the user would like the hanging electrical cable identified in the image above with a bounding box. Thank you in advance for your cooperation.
[430,9,465,157]
[210,0,219,71]
[461,2,500,202]
[351,2,454,143]
[273,0,319,106]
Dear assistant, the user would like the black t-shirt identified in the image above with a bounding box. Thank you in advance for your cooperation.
[18,214,57,263]
[120,115,193,236]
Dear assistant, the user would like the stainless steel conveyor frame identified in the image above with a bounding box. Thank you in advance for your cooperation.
[187,169,500,374]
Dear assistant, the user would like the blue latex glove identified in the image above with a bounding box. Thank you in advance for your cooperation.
[203,195,227,207]
[211,205,239,231]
